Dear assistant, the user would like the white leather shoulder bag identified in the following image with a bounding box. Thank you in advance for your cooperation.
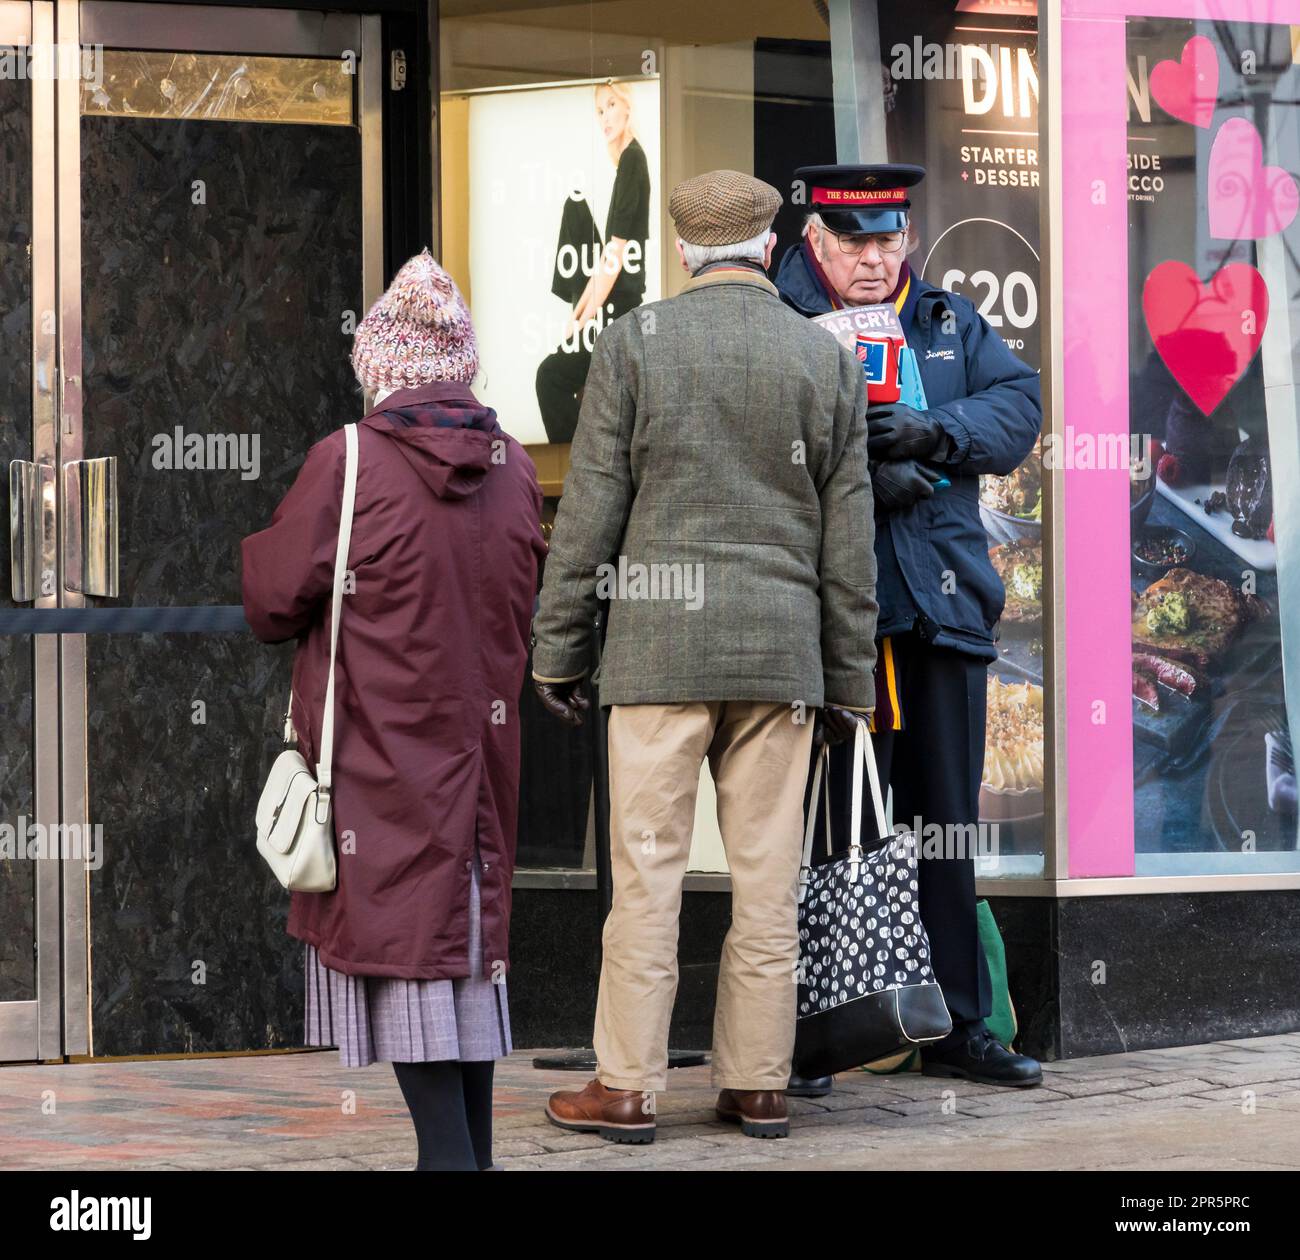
[255,422,358,892]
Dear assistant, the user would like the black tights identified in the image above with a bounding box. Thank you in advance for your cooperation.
[391,1059,495,1171]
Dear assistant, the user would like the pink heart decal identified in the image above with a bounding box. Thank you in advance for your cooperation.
[1208,117,1300,240]
[1150,35,1218,128]
[1142,261,1268,416]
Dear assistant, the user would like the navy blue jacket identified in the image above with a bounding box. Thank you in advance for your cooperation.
[774,244,1042,660]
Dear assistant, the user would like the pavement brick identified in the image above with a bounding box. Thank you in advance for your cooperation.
[1195,1068,1300,1088]
[1121,1079,1220,1100]
[1038,1076,1152,1098]
[1189,1081,1300,1103]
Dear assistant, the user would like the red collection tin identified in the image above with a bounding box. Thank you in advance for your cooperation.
[855,333,903,403]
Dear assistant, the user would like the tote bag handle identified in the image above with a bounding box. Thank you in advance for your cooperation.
[799,717,890,898]
[849,716,890,855]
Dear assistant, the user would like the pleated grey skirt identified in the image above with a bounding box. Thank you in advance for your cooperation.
[303,847,512,1068]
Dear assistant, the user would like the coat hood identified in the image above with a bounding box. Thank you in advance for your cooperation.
[774,241,833,316]
[359,381,503,500]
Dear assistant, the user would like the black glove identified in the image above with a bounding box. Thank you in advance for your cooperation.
[533,678,591,726]
[815,705,869,748]
[872,458,944,514]
[867,402,948,461]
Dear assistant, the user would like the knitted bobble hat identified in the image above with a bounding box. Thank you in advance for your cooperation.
[350,248,479,390]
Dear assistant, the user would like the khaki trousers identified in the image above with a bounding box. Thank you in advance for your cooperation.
[593,701,816,1093]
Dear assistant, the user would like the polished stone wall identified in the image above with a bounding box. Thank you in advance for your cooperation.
[986,892,1300,1059]
[508,888,731,1053]
[1052,892,1300,1057]
[516,623,595,869]
[507,889,1300,1061]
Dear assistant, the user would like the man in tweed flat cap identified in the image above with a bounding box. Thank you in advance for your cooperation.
[533,169,877,1142]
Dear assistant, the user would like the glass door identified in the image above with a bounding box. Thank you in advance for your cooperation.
[49,0,383,1056]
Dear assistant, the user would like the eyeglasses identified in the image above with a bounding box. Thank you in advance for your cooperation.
[829,229,906,256]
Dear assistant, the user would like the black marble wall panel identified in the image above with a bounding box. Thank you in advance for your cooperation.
[1055,891,1300,1058]
[509,889,1300,1059]
[515,601,594,869]
[670,890,732,1051]
[86,632,299,1055]
[79,114,360,1055]
[507,888,728,1052]
[507,889,602,1047]
[985,895,1059,1061]
[0,72,35,1004]
[511,891,1054,1058]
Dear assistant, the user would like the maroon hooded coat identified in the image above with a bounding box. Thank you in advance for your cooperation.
[241,381,546,980]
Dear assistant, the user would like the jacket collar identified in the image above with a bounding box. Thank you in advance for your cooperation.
[361,379,482,422]
[681,267,780,299]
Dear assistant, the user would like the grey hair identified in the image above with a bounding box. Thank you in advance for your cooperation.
[679,226,772,274]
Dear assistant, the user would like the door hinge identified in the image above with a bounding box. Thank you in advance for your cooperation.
[390,49,407,91]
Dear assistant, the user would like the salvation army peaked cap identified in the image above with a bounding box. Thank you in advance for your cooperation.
[797,163,926,234]
[669,169,782,246]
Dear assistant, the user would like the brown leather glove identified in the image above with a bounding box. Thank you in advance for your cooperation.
[815,705,870,748]
[533,678,591,726]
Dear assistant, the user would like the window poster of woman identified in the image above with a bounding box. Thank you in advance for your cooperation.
[466,77,660,447]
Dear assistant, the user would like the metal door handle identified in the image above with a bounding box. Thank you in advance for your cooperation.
[63,457,118,597]
[9,459,55,602]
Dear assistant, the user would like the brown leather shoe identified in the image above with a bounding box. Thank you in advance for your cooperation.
[715,1088,789,1138]
[545,1077,656,1144]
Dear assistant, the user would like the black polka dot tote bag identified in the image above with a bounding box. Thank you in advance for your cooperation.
[793,719,952,1079]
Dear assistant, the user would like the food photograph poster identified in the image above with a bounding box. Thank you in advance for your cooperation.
[1123,17,1294,872]
[465,77,662,447]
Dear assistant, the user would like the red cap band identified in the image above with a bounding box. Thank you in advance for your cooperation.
[811,186,908,205]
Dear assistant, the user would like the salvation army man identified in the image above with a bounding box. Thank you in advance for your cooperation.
[775,163,1043,1089]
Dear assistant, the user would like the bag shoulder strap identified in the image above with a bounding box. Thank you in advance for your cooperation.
[316,422,358,794]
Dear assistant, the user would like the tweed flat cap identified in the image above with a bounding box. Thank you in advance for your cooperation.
[669,169,782,246]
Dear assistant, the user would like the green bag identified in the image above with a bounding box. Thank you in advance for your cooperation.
[978,898,1018,1048]
[858,898,1016,1074]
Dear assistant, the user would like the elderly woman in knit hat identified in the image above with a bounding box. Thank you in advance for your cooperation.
[242,249,547,1171]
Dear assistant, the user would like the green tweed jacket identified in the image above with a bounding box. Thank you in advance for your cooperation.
[531,267,877,710]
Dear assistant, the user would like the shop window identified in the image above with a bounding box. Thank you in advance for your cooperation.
[1062,1,1300,878]
[440,0,1046,877]
[440,0,842,872]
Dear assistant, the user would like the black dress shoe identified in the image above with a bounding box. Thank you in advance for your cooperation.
[921,1029,1042,1087]
[786,1070,834,1097]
